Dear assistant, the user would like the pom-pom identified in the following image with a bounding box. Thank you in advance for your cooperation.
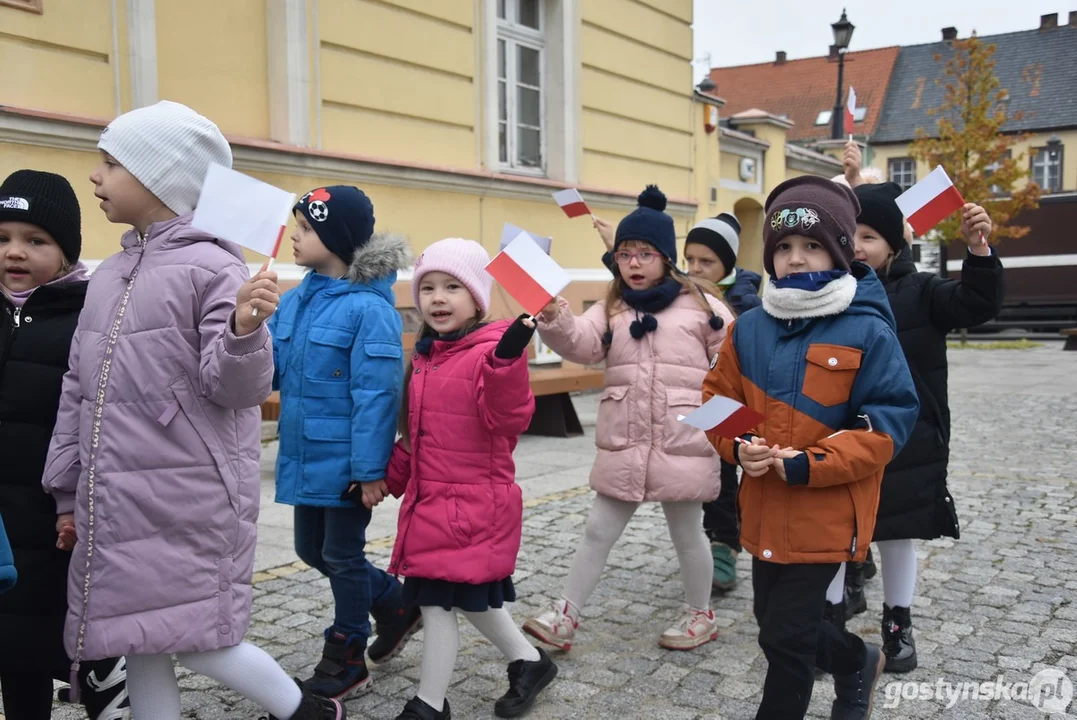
[708,315,725,331]
[601,329,613,346]
[641,314,658,332]
[629,320,645,339]
[637,184,667,212]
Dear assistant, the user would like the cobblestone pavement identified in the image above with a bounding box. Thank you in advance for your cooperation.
[9,345,1076,719]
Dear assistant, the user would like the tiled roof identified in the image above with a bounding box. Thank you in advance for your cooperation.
[873,24,1077,143]
[707,47,901,142]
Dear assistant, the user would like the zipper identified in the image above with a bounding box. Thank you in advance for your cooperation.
[13,307,21,328]
[69,237,146,701]
[0,306,19,389]
[395,353,428,574]
[848,486,859,558]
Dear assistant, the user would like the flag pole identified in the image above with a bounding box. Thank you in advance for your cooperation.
[252,225,286,317]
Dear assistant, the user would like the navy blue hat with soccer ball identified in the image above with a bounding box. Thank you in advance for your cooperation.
[294,185,375,265]
[614,185,678,265]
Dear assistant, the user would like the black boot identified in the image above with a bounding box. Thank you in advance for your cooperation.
[844,564,867,620]
[881,604,918,673]
[301,628,371,700]
[816,601,847,679]
[831,644,885,720]
[395,696,451,720]
[57,657,131,720]
[863,548,877,580]
[494,648,558,718]
[368,599,422,664]
[263,679,347,720]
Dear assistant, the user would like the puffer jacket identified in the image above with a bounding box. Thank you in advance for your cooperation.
[703,264,920,565]
[538,290,734,503]
[270,233,410,507]
[42,214,273,663]
[386,321,534,585]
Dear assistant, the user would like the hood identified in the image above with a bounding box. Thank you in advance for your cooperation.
[348,231,412,285]
[883,244,918,281]
[120,214,247,264]
[844,261,897,329]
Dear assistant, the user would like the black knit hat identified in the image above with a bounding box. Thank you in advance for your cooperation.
[0,170,82,263]
[763,176,859,275]
[294,185,376,266]
[686,212,740,280]
[854,182,906,252]
[614,185,678,265]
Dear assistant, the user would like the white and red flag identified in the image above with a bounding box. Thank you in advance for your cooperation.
[552,188,591,219]
[192,163,295,262]
[486,231,571,315]
[678,395,766,440]
[844,86,857,134]
[895,165,966,236]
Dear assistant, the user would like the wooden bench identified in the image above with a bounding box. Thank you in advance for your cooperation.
[1063,328,1077,351]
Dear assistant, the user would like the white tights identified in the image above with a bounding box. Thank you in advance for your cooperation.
[416,606,539,712]
[877,539,917,608]
[125,643,302,720]
[561,494,712,613]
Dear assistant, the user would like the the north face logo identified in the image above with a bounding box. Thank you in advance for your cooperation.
[0,196,30,211]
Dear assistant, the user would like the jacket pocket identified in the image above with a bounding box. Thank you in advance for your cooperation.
[363,341,403,362]
[302,416,351,443]
[663,387,712,456]
[595,385,631,451]
[305,326,353,397]
[802,344,862,407]
[272,322,294,376]
[168,374,241,514]
[786,484,856,556]
[447,485,492,548]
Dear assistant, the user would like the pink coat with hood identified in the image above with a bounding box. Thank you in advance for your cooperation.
[386,320,535,584]
[538,290,733,503]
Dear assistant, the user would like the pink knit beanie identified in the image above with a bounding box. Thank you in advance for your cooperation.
[411,238,493,315]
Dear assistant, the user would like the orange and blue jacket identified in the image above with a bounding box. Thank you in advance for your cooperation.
[702,265,919,565]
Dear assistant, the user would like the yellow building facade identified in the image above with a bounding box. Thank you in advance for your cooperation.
[1,0,834,285]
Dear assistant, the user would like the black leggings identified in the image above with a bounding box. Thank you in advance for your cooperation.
[1,671,56,720]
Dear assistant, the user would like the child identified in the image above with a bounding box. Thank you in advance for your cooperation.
[702,176,919,720]
[524,186,734,653]
[0,169,129,719]
[852,181,1002,673]
[381,238,557,720]
[269,185,417,699]
[41,101,344,720]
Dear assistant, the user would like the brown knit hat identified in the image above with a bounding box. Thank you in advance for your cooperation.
[763,176,860,275]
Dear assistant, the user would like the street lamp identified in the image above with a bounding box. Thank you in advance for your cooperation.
[830,9,855,140]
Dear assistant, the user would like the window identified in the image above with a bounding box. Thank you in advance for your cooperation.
[0,0,43,12]
[888,158,916,190]
[984,150,1012,196]
[1031,144,1063,193]
[497,0,545,172]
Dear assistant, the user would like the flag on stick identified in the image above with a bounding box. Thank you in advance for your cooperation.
[552,188,591,219]
[894,165,966,237]
[844,86,857,135]
[678,395,766,439]
[486,232,571,315]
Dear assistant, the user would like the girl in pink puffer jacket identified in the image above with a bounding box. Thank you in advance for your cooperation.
[523,186,734,654]
[381,239,557,720]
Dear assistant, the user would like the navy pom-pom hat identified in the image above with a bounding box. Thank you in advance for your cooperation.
[614,185,678,265]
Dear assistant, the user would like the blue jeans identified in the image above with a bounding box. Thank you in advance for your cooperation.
[294,504,400,642]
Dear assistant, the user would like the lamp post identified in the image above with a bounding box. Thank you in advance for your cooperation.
[830,9,855,140]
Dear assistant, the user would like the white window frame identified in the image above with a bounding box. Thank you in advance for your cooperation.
[1031,146,1063,193]
[497,0,547,175]
[888,158,916,191]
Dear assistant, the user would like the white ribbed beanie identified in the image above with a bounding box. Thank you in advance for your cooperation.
[98,100,232,215]
[412,238,493,315]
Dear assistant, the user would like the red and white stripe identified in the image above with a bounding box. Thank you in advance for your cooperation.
[486,232,572,315]
[895,165,966,236]
[552,188,591,219]
[844,86,856,134]
[678,395,766,439]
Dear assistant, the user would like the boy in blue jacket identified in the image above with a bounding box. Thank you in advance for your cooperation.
[269,186,416,701]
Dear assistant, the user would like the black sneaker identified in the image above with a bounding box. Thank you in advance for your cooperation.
[262,680,347,720]
[843,564,867,620]
[57,657,131,720]
[494,648,558,718]
[816,601,847,679]
[368,603,422,664]
[395,696,451,720]
[301,629,372,700]
[881,604,918,673]
[831,644,885,720]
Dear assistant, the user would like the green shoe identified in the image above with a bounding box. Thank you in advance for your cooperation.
[711,542,738,592]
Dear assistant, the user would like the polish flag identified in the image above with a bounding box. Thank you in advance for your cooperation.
[486,231,572,315]
[678,395,766,439]
[552,188,591,219]
[895,165,966,236]
[844,86,857,134]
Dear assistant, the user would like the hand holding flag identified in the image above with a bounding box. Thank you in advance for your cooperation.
[895,165,985,244]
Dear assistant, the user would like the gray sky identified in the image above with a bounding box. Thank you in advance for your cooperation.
[692,1,1071,78]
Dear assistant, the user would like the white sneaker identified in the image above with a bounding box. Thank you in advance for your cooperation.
[523,599,579,651]
[659,607,719,650]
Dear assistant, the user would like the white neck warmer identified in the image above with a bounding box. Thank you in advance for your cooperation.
[761,273,857,320]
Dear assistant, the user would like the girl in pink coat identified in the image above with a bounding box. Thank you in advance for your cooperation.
[524,186,735,653]
[382,239,558,720]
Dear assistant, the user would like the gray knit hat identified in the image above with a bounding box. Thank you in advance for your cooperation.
[98,101,232,215]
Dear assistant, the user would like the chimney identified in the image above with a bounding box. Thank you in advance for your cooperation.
[828,45,840,61]
[1040,13,1058,30]
[1069,10,1077,26]
[941,27,958,41]
[775,50,787,65]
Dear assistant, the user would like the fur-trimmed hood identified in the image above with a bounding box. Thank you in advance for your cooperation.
[347,231,413,284]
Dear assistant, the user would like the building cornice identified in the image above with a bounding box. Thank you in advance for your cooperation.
[785,143,842,175]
